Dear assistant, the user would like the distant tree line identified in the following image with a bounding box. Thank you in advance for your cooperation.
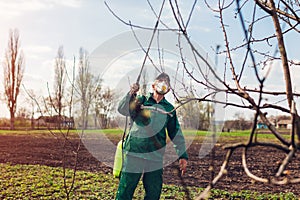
[0,29,120,130]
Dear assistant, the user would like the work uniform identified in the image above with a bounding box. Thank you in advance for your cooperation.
[116,92,188,200]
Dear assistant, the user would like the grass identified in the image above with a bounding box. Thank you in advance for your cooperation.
[0,129,76,136]
[0,163,297,200]
[0,128,288,140]
[0,163,119,199]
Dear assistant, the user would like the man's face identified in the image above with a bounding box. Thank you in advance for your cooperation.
[153,79,170,95]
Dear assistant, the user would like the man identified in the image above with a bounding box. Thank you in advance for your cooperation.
[116,72,188,200]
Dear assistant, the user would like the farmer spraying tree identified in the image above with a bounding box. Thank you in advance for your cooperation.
[115,72,188,200]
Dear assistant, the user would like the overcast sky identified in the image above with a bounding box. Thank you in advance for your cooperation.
[0,1,299,120]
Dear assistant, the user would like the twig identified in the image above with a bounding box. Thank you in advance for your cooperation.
[195,150,233,200]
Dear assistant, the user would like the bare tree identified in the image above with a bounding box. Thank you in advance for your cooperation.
[25,51,80,199]
[94,87,116,129]
[52,45,67,129]
[26,89,37,130]
[3,29,25,130]
[75,47,95,129]
[105,0,300,199]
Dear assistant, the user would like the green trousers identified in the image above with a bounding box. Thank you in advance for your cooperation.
[115,155,163,200]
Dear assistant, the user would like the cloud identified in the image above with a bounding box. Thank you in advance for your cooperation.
[190,25,212,33]
[23,45,53,59]
[46,0,83,8]
[261,59,300,92]
[0,0,82,19]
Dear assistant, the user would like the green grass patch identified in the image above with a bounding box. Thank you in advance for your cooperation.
[0,129,291,145]
[0,129,77,136]
[0,163,297,199]
[97,129,289,140]
[0,128,289,138]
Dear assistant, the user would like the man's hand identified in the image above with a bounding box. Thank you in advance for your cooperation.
[179,158,188,176]
[130,83,140,95]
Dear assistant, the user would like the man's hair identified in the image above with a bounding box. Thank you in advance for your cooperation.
[155,72,170,84]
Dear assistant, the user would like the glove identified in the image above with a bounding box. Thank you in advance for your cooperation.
[130,83,140,95]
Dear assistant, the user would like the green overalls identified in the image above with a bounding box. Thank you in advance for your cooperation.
[115,93,188,200]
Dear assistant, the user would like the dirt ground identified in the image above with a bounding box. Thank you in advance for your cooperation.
[0,132,299,197]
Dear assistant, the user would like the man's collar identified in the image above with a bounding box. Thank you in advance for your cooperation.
[147,93,166,103]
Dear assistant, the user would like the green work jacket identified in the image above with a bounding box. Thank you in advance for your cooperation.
[118,92,188,162]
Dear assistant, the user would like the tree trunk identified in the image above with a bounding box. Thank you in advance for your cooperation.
[268,0,300,142]
[10,111,15,130]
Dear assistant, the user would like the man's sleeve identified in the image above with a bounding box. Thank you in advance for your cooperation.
[167,111,188,160]
[117,93,132,116]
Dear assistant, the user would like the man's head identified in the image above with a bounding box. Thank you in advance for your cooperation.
[153,72,170,95]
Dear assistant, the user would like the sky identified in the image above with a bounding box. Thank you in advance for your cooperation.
[0,0,299,121]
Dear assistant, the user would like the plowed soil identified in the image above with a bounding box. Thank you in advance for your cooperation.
[0,132,299,196]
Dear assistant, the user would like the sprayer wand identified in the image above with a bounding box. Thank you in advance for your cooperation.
[135,0,165,85]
